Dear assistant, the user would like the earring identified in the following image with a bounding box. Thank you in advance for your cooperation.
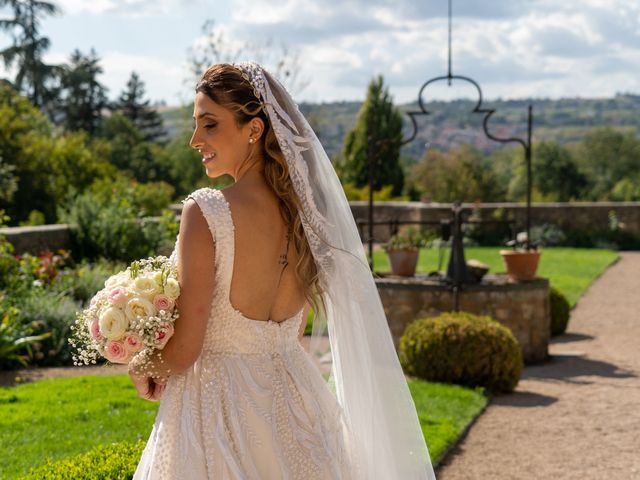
[249,138,255,144]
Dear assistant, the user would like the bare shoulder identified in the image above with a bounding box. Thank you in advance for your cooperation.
[178,198,213,251]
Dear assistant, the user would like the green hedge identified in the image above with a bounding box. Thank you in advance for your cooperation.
[550,286,571,336]
[399,311,523,394]
[19,441,145,480]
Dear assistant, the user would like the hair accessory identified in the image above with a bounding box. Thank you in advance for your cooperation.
[232,62,265,106]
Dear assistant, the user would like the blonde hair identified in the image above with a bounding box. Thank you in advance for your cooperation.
[196,64,324,317]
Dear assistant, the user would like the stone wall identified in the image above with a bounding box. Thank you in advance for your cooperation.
[4,201,639,254]
[351,201,640,243]
[0,224,75,255]
[376,274,550,364]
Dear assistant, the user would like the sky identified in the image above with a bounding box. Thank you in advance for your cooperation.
[1,0,639,106]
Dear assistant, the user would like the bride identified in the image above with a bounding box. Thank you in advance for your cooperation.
[127,62,436,479]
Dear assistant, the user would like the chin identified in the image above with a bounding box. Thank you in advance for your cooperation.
[204,163,224,178]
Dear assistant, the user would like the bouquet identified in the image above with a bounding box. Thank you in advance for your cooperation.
[69,255,180,366]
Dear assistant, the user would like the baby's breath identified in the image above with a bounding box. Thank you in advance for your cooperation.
[68,255,180,370]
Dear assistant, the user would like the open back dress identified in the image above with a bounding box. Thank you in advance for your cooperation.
[133,187,358,480]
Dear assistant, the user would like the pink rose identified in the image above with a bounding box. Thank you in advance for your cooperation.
[90,294,99,306]
[155,323,175,350]
[103,340,129,364]
[107,287,129,306]
[123,333,144,353]
[153,294,174,312]
[89,318,103,341]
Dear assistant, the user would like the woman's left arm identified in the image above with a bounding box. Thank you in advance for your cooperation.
[128,199,216,382]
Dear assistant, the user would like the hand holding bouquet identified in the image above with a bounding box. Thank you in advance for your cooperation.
[69,256,180,370]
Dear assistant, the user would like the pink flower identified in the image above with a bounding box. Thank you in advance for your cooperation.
[153,294,174,312]
[103,340,129,364]
[107,287,129,306]
[155,323,175,350]
[123,333,144,353]
[90,295,99,306]
[89,318,103,341]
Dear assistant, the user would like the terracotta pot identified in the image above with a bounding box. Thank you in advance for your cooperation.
[499,250,542,281]
[387,248,419,276]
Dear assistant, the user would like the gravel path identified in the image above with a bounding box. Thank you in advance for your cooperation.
[436,251,640,480]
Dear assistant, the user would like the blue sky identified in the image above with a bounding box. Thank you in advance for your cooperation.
[1,0,639,106]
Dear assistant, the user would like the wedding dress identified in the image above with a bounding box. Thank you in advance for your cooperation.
[133,187,358,479]
[135,62,435,479]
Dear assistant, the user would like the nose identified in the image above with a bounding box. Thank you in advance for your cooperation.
[189,128,202,150]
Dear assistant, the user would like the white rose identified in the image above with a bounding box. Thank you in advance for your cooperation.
[98,307,129,341]
[164,278,180,300]
[132,275,162,300]
[105,271,130,289]
[153,271,164,286]
[125,296,156,321]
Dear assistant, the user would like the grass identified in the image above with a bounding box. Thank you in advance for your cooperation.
[407,379,487,465]
[0,374,487,478]
[0,376,157,479]
[373,246,619,307]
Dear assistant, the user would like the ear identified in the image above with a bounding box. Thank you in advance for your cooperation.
[247,117,265,141]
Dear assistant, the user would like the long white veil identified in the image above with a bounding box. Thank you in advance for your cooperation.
[233,62,436,480]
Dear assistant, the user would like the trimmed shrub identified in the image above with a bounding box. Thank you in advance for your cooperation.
[399,311,523,394]
[549,286,571,336]
[19,441,145,480]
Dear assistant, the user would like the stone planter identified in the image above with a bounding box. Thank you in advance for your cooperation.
[500,250,542,281]
[387,249,419,276]
[376,273,550,364]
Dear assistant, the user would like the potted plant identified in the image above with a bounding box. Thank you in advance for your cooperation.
[383,227,427,277]
[499,231,542,281]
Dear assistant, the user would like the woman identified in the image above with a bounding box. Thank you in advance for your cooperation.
[129,62,436,479]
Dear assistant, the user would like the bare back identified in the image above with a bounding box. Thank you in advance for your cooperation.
[221,183,308,323]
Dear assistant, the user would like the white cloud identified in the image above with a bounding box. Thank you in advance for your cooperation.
[100,51,184,100]
[55,0,201,17]
[1,0,638,104]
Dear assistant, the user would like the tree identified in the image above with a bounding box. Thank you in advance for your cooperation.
[339,75,404,196]
[58,48,108,134]
[532,141,587,201]
[411,145,505,202]
[574,128,640,200]
[100,113,173,184]
[111,71,165,142]
[0,155,18,203]
[0,0,61,109]
[0,82,114,224]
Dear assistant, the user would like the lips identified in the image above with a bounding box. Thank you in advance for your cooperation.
[202,152,216,164]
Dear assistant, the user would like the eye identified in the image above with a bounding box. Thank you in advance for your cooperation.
[204,123,217,130]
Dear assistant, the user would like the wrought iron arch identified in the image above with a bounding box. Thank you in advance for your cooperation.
[364,0,534,271]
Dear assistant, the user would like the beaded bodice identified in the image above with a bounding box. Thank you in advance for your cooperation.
[173,187,305,356]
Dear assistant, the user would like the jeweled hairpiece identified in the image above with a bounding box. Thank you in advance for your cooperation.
[232,62,265,106]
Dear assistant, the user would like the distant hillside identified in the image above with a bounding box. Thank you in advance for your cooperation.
[159,93,640,159]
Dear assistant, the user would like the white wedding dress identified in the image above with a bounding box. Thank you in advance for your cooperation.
[133,187,358,479]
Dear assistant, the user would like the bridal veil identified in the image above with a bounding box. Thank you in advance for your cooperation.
[232,62,436,480]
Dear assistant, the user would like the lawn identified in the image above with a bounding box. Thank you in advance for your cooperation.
[0,376,157,479]
[373,246,619,307]
[0,246,618,477]
[0,374,486,478]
